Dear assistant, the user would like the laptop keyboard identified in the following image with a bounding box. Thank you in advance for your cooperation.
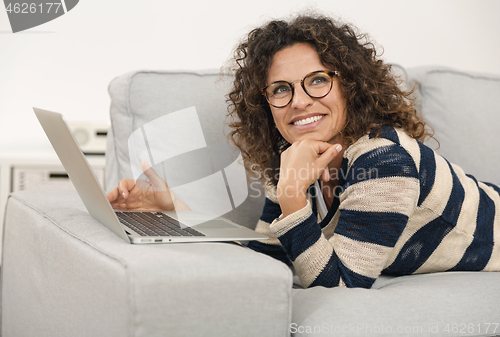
[116,211,205,237]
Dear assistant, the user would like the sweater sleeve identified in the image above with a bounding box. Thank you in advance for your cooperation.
[269,135,421,288]
[246,183,292,266]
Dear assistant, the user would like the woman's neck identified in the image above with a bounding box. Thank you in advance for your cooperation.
[320,179,336,209]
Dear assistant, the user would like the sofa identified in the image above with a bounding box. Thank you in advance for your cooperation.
[2,66,500,337]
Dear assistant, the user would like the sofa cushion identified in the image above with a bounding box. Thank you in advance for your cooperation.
[106,70,265,229]
[405,67,500,184]
[291,272,500,336]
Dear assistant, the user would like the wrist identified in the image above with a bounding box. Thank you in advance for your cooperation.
[277,189,308,218]
[280,198,308,218]
[277,180,307,200]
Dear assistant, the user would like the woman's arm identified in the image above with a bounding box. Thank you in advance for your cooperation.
[247,139,341,271]
[270,135,420,288]
[247,185,292,266]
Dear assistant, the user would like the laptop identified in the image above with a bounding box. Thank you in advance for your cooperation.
[34,107,268,244]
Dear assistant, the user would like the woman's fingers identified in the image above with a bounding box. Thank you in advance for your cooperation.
[106,179,136,209]
[318,143,342,182]
[106,187,120,202]
[317,143,342,181]
[280,140,343,187]
[140,161,167,192]
[105,164,175,210]
[106,180,134,202]
[277,140,343,216]
[312,140,336,155]
[118,179,136,199]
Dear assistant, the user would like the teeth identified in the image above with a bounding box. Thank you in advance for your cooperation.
[293,115,323,126]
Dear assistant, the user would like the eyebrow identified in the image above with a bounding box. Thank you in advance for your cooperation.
[266,69,331,85]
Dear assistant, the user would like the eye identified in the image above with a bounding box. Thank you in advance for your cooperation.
[270,83,291,97]
[309,75,329,86]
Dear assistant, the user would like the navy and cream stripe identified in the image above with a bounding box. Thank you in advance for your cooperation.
[247,126,500,288]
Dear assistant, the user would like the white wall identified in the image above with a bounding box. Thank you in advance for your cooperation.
[1,0,500,148]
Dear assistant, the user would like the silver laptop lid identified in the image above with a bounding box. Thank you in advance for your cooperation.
[34,107,130,242]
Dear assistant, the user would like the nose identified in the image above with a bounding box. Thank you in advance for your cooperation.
[290,82,313,110]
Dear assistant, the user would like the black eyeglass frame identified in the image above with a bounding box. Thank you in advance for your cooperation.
[261,70,339,108]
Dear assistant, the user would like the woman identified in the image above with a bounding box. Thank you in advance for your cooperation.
[107,14,500,289]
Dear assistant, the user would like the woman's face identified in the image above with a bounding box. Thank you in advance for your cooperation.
[266,43,347,145]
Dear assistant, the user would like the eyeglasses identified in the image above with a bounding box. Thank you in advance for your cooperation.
[261,70,339,108]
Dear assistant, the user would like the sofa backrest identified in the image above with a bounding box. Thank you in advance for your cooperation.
[105,70,265,229]
[405,66,500,184]
[106,67,500,230]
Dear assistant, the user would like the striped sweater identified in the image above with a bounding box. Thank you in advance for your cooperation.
[248,125,500,289]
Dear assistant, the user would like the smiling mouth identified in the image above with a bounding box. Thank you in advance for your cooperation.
[292,115,324,126]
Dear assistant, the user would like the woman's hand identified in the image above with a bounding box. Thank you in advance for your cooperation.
[106,161,190,211]
[277,140,342,217]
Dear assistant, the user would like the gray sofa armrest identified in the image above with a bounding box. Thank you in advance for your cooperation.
[1,190,292,337]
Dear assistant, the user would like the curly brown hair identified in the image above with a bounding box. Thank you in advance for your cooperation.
[225,13,433,184]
